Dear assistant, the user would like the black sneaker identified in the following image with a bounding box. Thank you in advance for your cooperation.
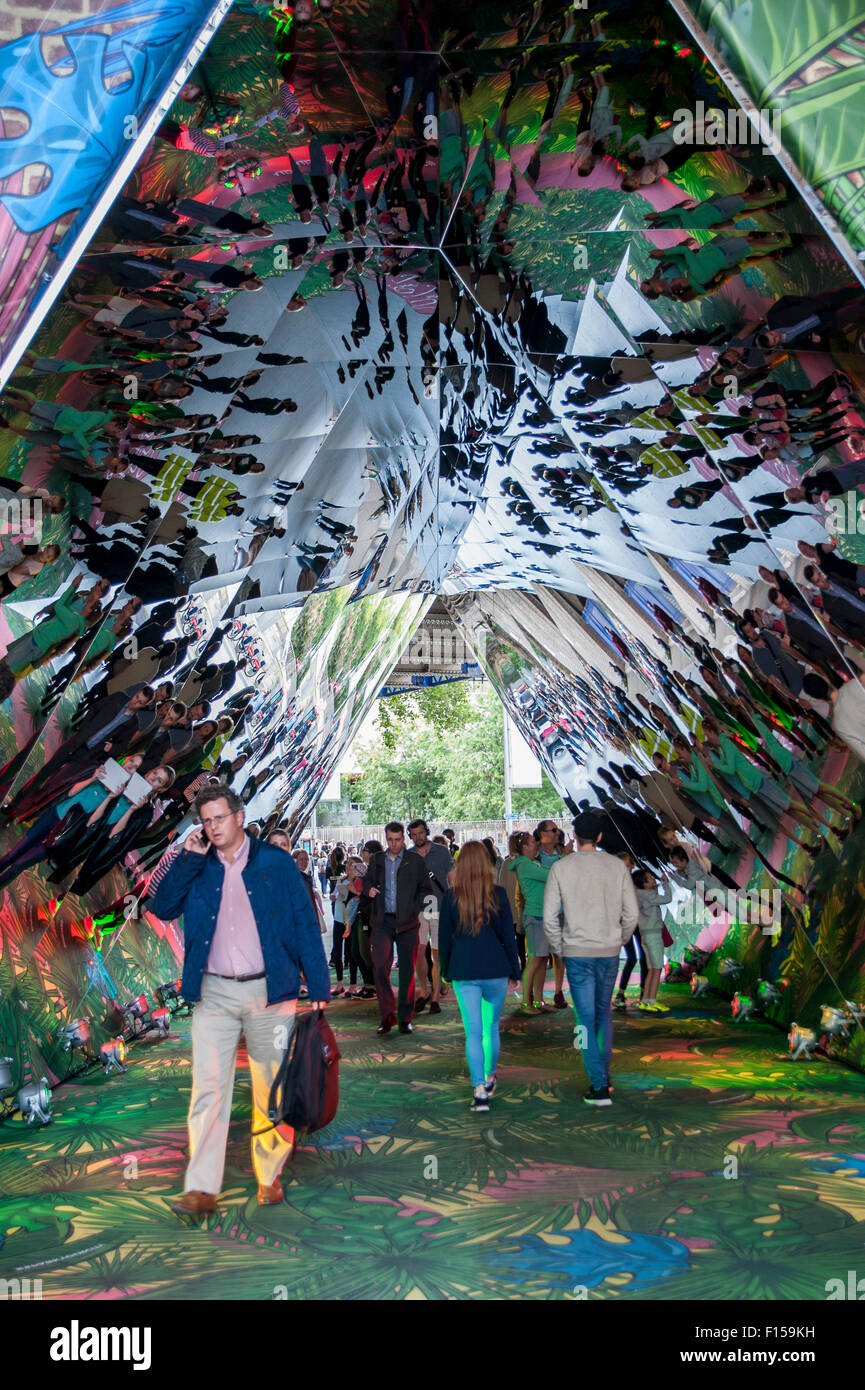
[414,995,430,1015]
[429,1000,441,1014]
[471,1088,489,1112]
[583,1086,613,1107]
[613,994,627,1012]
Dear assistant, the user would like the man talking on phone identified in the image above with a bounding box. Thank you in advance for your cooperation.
[151,784,330,1218]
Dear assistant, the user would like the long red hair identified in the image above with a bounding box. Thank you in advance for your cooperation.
[451,840,498,935]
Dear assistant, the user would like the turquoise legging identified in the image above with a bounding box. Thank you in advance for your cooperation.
[452,978,509,1087]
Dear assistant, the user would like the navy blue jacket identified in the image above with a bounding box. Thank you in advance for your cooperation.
[150,833,330,1005]
[438,886,522,981]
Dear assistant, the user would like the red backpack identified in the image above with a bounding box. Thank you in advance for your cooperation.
[267,1010,341,1137]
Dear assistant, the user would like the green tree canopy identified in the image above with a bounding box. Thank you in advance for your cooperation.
[354,685,565,822]
[376,681,474,752]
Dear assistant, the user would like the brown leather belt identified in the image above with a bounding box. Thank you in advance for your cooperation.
[206,971,266,982]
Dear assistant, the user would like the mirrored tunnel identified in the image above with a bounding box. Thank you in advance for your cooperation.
[2,0,865,1307]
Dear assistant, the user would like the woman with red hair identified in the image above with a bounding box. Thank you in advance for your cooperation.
[438,841,522,1113]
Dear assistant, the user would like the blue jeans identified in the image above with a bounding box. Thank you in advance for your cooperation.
[452,978,509,1087]
[564,956,620,1091]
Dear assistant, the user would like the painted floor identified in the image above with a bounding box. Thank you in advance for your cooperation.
[1,983,864,1301]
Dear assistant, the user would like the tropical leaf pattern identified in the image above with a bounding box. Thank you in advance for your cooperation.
[686,0,865,253]
[1,990,864,1299]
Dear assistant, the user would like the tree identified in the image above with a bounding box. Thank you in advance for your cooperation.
[376,681,474,752]
[354,685,564,822]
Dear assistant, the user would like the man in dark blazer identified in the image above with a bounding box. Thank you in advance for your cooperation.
[362,821,429,1034]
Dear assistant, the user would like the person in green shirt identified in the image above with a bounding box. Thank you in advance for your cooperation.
[751,711,857,825]
[2,390,115,457]
[670,733,734,820]
[704,717,825,847]
[641,231,790,300]
[47,596,143,692]
[644,180,784,232]
[0,754,144,889]
[514,822,573,1014]
[541,822,571,1008]
[646,194,750,231]
[513,832,553,1014]
[3,576,108,677]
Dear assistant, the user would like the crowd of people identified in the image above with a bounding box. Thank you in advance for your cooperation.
[151,781,739,1225]
[0,0,461,919]
[0,0,863,1215]
[307,809,780,1062]
[223,809,753,1102]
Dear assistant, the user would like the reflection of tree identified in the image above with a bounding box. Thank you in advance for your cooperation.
[292,587,349,687]
[325,593,422,713]
[327,598,391,687]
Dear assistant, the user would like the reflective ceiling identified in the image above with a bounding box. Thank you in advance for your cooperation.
[1,0,864,856]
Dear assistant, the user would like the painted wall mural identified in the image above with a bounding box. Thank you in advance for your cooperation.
[679,0,865,256]
[0,0,226,362]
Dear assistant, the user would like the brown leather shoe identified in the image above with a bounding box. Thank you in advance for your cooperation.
[257,1178,284,1205]
[170,1190,216,1218]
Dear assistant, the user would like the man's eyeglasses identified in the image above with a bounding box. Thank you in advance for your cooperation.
[200,814,233,828]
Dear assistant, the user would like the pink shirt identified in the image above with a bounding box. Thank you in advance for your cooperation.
[205,834,265,977]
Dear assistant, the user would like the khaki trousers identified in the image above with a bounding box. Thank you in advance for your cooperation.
[185,974,297,1194]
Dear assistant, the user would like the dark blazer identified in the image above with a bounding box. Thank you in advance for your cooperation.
[362,848,429,935]
[65,692,137,755]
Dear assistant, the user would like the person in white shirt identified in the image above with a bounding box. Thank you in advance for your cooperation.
[632,870,673,1014]
[831,672,865,765]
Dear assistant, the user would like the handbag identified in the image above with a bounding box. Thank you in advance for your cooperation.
[661,924,674,948]
[44,804,88,861]
[267,1009,341,1138]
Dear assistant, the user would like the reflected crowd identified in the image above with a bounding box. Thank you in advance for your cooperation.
[0,0,864,1076]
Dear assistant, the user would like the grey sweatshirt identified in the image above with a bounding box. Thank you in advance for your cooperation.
[542,850,639,958]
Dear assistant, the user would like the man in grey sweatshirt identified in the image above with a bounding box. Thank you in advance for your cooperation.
[543,811,639,1106]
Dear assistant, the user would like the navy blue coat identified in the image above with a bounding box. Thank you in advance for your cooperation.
[438,886,522,981]
[150,833,330,1005]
